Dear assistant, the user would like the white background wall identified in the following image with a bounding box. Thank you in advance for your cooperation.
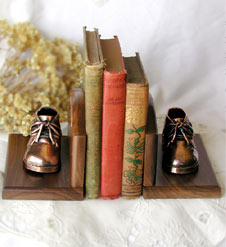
[0,0,225,130]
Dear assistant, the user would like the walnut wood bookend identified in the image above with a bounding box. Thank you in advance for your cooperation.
[143,94,158,187]
[2,134,83,200]
[143,134,221,199]
[2,88,86,200]
[68,88,86,189]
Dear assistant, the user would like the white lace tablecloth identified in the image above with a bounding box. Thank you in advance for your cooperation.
[0,0,225,246]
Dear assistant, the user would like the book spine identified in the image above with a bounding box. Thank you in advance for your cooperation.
[122,83,149,198]
[101,71,126,199]
[84,64,103,198]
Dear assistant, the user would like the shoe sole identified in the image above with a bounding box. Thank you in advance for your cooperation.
[23,160,59,173]
[163,161,199,175]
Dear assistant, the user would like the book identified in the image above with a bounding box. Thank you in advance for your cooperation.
[122,53,149,199]
[83,27,104,198]
[100,36,126,199]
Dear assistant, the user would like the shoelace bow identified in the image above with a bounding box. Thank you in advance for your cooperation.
[30,119,61,146]
[165,120,194,147]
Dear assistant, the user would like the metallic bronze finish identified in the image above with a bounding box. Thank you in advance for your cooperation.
[162,107,199,174]
[23,106,62,173]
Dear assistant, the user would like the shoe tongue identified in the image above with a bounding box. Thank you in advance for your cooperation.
[39,115,54,121]
[174,118,184,123]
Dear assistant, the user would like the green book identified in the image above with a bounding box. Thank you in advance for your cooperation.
[83,27,104,198]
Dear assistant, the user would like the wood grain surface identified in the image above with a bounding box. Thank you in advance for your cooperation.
[68,88,86,188]
[68,88,86,136]
[3,134,84,200]
[143,134,221,199]
[143,94,158,187]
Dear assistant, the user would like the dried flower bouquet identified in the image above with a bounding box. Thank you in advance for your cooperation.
[0,20,83,135]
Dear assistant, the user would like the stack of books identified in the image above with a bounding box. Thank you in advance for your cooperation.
[83,27,149,200]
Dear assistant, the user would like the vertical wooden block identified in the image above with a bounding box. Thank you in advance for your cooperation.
[143,94,158,187]
[68,88,86,188]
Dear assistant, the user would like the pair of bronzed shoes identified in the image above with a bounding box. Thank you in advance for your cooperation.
[23,106,198,174]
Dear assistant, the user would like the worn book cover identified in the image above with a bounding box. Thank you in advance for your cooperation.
[100,36,126,199]
[83,27,104,199]
[122,53,149,199]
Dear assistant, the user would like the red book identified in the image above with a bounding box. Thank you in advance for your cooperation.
[100,37,126,199]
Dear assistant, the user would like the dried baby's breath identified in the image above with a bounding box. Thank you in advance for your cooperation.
[0,20,83,135]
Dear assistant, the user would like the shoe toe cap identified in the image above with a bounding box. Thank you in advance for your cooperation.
[24,142,59,167]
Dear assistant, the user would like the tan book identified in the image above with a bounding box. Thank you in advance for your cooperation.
[122,53,149,199]
[83,27,104,198]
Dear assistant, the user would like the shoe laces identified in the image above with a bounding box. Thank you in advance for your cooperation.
[164,119,194,147]
[30,119,61,147]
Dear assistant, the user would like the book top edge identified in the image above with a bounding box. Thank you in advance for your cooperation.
[83,27,103,65]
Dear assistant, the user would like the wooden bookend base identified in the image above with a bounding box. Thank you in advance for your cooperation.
[2,134,84,200]
[143,134,221,199]
[3,88,86,201]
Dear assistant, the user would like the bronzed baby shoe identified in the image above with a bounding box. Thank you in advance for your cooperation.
[162,107,199,174]
[23,106,62,173]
